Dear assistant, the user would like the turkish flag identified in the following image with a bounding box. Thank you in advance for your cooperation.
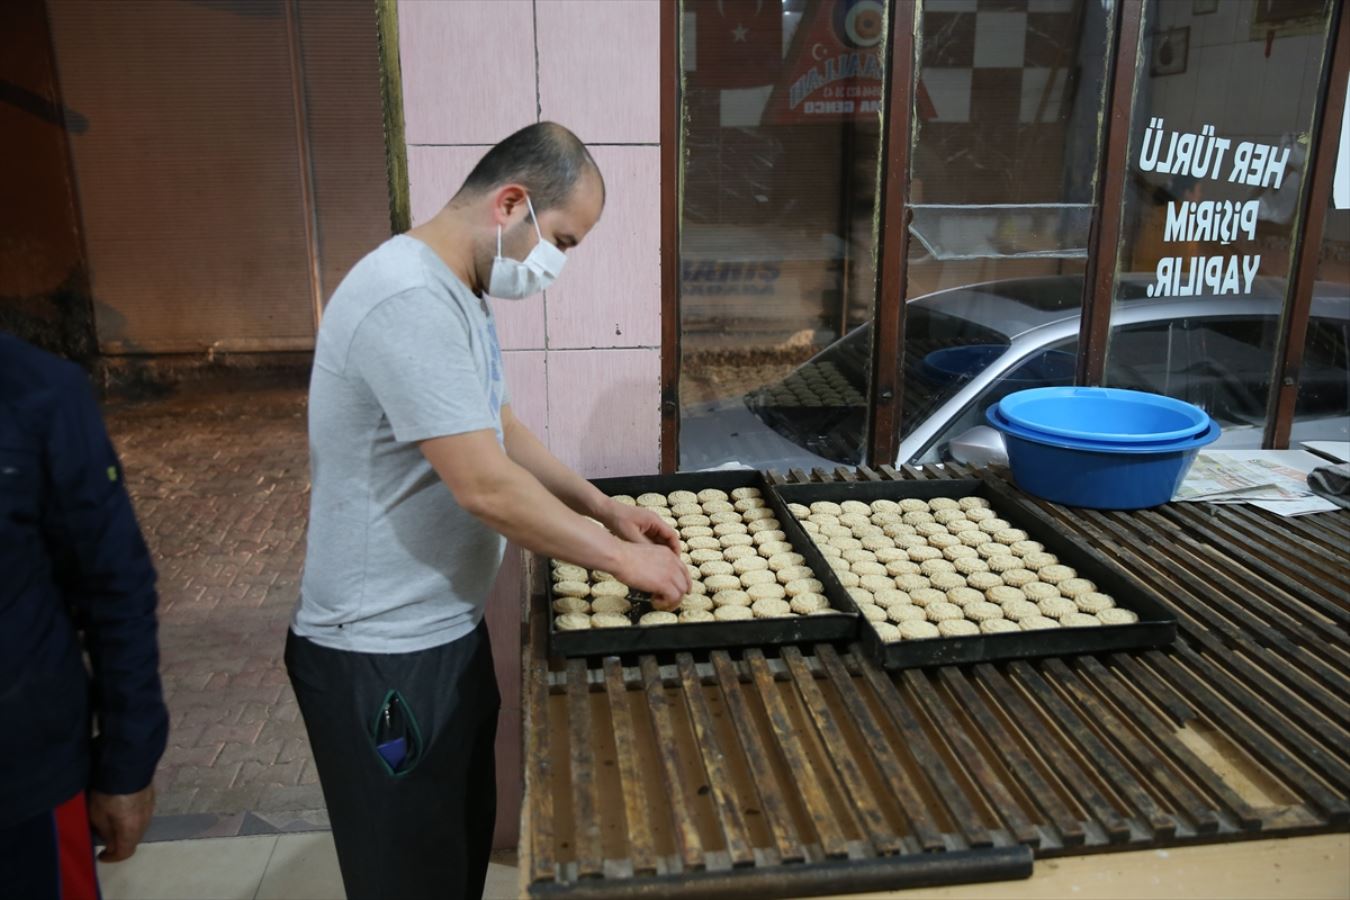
[691,0,783,89]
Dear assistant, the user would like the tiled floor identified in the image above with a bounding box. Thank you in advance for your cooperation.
[96,832,520,900]
[105,378,320,833]
[94,834,1348,900]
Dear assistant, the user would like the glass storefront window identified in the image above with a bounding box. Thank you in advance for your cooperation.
[1296,121,1350,447]
[678,0,888,472]
[903,0,1115,465]
[1107,0,1337,446]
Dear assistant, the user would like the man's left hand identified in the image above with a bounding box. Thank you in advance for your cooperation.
[89,786,155,862]
[603,501,682,555]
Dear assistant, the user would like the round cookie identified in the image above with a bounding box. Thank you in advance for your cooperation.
[640,611,678,626]
[592,595,633,615]
[958,496,991,510]
[752,529,787,546]
[1061,612,1101,628]
[636,492,668,507]
[978,518,1013,533]
[733,556,770,575]
[1097,607,1138,625]
[697,488,729,503]
[911,588,948,608]
[730,486,762,501]
[837,513,870,529]
[858,603,887,623]
[907,545,943,562]
[927,533,961,550]
[679,609,716,623]
[960,530,994,547]
[1037,596,1077,619]
[873,589,911,609]
[929,572,966,592]
[964,507,996,522]
[964,601,1004,622]
[870,499,901,515]
[925,601,965,623]
[1001,568,1038,588]
[835,571,861,588]
[980,618,1021,634]
[738,569,777,589]
[928,497,960,511]
[851,561,888,578]
[898,498,928,513]
[756,540,794,557]
[684,525,717,539]
[553,580,591,598]
[555,613,591,631]
[686,536,721,552]
[592,613,633,629]
[1038,564,1077,585]
[894,573,931,592]
[612,494,637,506]
[810,513,840,528]
[722,545,756,562]
[712,590,751,608]
[902,511,935,525]
[932,509,966,525]
[1000,599,1040,622]
[830,537,864,553]
[843,548,879,564]
[731,499,763,513]
[860,534,893,552]
[790,593,829,614]
[679,594,714,612]
[1021,582,1060,602]
[784,578,824,597]
[668,490,698,505]
[776,565,816,584]
[873,622,902,643]
[914,522,948,538]
[840,500,871,516]
[678,514,712,528]
[767,552,806,571]
[747,582,786,602]
[888,604,927,624]
[965,571,1003,591]
[704,574,741,594]
[703,500,736,514]
[898,620,941,640]
[874,547,909,563]
[1020,615,1061,631]
[689,548,722,565]
[920,558,956,576]
[591,581,630,599]
[886,559,923,578]
[846,587,875,607]
[553,596,590,615]
[553,563,588,582]
[1019,551,1058,571]
[709,511,742,526]
[993,528,1029,544]
[953,557,990,576]
[743,508,777,523]
[714,604,753,621]
[860,574,897,594]
[1057,578,1097,598]
[1009,540,1046,557]
[809,501,843,516]
[700,560,734,578]
[720,532,755,548]
[670,503,703,518]
[820,525,853,540]
[713,522,747,538]
[938,619,980,637]
[987,585,1027,606]
[943,545,979,561]
[799,520,820,534]
[946,587,984,607]
[752,597,792,618]
[890,534,927,550]
[1075,591,1116,613]
[985,554,1022,573]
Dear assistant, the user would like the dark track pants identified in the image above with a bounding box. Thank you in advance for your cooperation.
[285,621,500,900]
[0,791,100,900]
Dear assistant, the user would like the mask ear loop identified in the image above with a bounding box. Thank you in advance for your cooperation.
[525,195,544,243]
[496,223,503,259]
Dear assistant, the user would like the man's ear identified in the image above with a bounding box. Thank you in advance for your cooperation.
[491,184,528,226]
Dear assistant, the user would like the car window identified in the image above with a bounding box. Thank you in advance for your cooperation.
[1292,316,1350,444]
[1172,317,1275,429]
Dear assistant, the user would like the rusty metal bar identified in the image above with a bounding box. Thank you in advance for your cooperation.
[566,659,604,878]
[640,655,706,872]
[602,658,657,875]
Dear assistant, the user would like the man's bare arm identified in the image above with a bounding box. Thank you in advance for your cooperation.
[420,429,689,605]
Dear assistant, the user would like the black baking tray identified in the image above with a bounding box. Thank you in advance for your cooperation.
[545,470,862,658]
[770,476,1176,670]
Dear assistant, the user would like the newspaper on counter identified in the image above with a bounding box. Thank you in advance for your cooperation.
[1174,449,1339,517]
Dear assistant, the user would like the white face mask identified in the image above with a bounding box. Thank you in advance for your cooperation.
[488,195,566,300]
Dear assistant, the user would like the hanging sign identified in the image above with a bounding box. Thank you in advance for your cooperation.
[765,0,886,123]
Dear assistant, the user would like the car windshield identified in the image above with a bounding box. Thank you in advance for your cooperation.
[745,305,1013,464]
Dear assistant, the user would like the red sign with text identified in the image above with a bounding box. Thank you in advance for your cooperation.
[766,0,886,124]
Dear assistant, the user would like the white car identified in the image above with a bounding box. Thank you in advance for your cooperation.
[680,276,1350,472]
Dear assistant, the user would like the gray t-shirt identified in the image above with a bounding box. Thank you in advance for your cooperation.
[292,235,510,653]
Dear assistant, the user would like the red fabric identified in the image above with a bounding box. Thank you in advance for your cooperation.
[693,0,783,89]
[53,793,99,900]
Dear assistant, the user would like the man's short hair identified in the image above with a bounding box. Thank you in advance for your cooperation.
[456,122,602,212]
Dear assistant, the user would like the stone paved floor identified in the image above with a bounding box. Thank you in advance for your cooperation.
[104,376,322,831]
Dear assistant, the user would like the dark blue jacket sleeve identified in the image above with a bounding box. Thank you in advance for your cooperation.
[45,368,167,795]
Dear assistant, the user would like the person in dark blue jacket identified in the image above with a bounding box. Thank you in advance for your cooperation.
[0,333,168,900]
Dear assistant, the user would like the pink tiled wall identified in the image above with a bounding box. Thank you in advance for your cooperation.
[397,0,663,850]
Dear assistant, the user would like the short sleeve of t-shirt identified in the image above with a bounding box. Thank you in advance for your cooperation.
[349,289,497,443]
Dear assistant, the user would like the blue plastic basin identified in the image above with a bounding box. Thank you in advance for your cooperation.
[987,404,1221,510]
[998,387,1210,444]
[921,345,1006,384]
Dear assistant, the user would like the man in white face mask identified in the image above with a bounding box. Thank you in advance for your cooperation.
[287,122,690,900]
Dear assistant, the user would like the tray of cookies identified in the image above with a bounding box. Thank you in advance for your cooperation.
[771,476,1175,670]
[545,471,863,658]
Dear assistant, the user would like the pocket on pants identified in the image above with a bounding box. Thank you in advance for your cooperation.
[369,689,424,778]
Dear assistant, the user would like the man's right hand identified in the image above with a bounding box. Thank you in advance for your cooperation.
[611,543,691,610]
